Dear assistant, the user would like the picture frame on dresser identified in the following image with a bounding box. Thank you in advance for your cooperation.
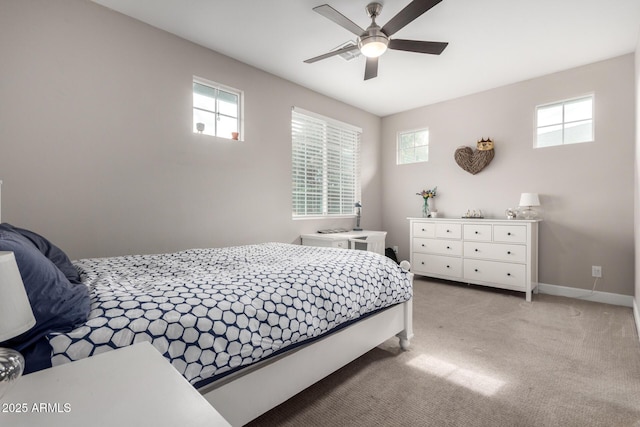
[408,217,540,301]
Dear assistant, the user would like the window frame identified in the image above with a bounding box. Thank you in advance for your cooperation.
[397,128,429,165]
[192,76,244,140]
[534,94,594,148]
[291,107,362,219]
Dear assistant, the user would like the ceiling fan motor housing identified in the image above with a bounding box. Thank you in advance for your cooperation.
[358,25,389,57]
[359,3,388,58]
[365,2,383,18]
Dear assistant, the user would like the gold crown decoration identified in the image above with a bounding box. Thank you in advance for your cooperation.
[476,137,494,151]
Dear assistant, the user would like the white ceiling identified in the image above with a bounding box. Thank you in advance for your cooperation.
[91,0,640,117]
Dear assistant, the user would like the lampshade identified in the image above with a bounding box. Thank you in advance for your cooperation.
[519,193,540,207]
[0,252,35,342]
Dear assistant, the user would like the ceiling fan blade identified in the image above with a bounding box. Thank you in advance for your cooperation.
[382,0,442,36]
[304,44,359,64]
[313,4,365,36]
[388,39,448,55]
[364,57,378,80]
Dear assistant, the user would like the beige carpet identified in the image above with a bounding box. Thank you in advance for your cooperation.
[248,278,640,427]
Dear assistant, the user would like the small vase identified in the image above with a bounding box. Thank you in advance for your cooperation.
[422,198,430,218]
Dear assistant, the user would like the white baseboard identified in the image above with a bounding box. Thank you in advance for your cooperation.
[537,282,634,308]
[634,299,640,343]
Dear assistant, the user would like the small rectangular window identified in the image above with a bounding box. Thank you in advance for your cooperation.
[535,95,593,148]
[193,77,243,140]
[397,129,429,164]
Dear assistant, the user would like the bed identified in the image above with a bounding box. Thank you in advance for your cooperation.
[0,182,414,426]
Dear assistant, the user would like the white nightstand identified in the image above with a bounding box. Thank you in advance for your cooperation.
[301,230,387,255]
[0,342,230,427]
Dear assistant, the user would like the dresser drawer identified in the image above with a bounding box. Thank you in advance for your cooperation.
[435,223,462,239]
[413,253,462,278]
[463,242,526,263]
[301,236,348,249]
[413,222,436,238]
[494,225,527,243]
[414,238,462,256]
[332,239,348,249]
[463,259,526,289]
[463,224,492,241]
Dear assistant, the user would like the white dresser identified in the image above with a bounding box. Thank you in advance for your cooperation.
[300,230,387,255]
[408,218,540,301]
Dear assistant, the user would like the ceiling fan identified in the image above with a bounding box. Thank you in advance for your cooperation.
[304,0,448,80]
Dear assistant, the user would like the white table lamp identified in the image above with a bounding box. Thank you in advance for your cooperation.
[518,193,541,219]
[0,251,36,399]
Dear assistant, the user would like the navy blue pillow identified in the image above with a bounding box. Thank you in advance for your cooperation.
[0,223,81,284]
[0,230,90,373]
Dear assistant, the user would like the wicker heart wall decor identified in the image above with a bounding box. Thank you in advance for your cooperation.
[454,138,495,175]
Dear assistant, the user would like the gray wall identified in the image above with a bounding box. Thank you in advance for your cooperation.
[0,0,382,259]
[635,38,640,312]
[381,55,636,296]
[1,1,636,298]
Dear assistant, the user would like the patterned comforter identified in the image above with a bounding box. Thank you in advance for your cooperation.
[48,242,412,387]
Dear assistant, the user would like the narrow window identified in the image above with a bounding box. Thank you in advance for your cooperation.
[535,95,593,148]
[193,77,243,140]
[397,129,429,164]
[292,108,361,218]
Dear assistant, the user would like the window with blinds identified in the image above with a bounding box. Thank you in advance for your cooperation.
[292,108,361,218]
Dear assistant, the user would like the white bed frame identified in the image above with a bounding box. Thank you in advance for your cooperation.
[199,277,413,426]
[0,180,413,427]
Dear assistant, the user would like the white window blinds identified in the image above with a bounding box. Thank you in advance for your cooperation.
[292,108,361,218]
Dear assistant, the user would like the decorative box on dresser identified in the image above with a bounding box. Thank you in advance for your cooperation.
[408,217,540,301]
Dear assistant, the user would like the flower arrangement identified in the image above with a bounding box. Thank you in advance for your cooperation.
[416,187,437,200]
[417,186,437,217]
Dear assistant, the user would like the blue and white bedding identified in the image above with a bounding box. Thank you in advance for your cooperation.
[47,242,412,387]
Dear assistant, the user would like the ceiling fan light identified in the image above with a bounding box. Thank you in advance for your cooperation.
[359,36,388,58]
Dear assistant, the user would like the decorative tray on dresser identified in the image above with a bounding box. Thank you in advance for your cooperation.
[408,217,540,301]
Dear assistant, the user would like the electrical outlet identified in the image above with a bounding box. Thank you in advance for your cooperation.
[592,266,602,278]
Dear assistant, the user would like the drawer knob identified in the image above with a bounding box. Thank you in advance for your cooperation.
[422,228,425,231]
[446,246,451,249]
[475,231,479,234]
[446,229,451,233]
[446,265,450,268]
[507,273,511,276]
[507,251,511,255]
[507,232,512,236]
[474,249,479,252]
[474,268,478,272]
[421,261,425,265]
[421,244,425,247]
